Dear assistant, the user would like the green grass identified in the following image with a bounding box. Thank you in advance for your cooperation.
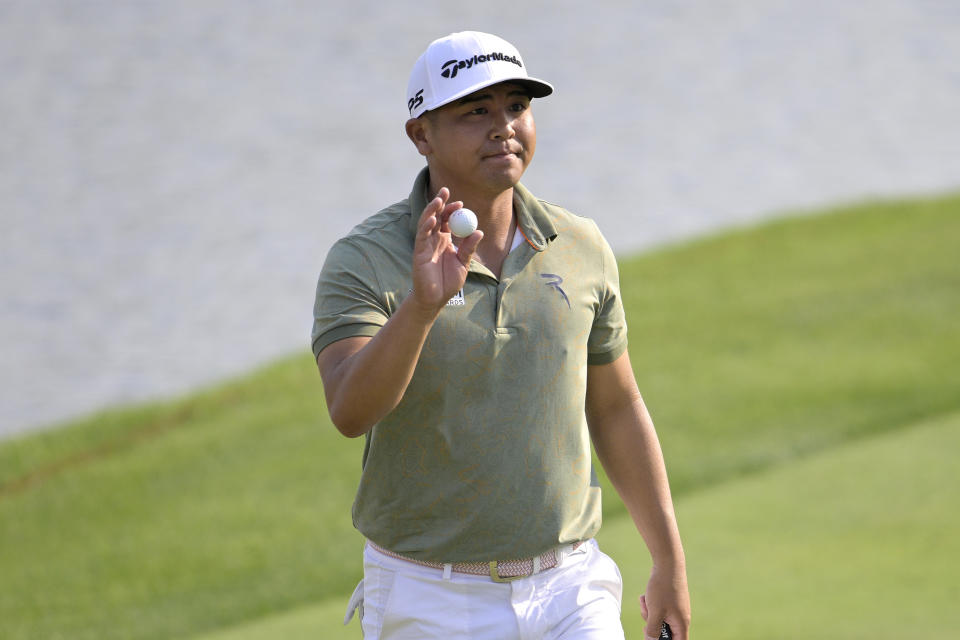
[190,409,960,640]
[1,192,958,639]
[619,194,960,501]
[0,356,365,640]
[604,409,960,638]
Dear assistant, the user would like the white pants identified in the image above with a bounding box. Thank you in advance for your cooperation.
[346,539,625,640]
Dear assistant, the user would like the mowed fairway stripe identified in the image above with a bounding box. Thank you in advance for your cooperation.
[189,597,357,640]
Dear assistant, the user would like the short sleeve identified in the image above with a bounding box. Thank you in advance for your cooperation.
[311,238,390,358]
[587,227,628,365]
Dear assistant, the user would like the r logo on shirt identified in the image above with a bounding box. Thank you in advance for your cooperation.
[540,274,571,309]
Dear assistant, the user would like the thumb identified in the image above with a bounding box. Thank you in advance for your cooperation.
[645,621,665,640]
[639,595,664,640]
[455,230,483,266]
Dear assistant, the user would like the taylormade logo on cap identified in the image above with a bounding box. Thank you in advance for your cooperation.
[406,31,553,118]
[439,52,523,79]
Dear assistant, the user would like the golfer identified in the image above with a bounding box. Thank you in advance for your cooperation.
[312,31,691,639]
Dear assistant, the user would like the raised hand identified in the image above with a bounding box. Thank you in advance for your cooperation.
[411,187,483,314]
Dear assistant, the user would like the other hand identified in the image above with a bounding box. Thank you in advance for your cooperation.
[640,563,691,640]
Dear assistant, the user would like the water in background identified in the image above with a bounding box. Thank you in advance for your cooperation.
[2,0,959,438]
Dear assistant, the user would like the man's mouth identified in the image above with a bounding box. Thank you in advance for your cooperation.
[484,148,521,160]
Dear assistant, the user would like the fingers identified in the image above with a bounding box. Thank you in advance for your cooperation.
[417,187,450,237]
[437,201,464,235]
[641,594,677,640]
[415,186,482,268]
[455,229,484,266]
[417,188,468,243]
[645,614,685,640]
[644,620,661,640]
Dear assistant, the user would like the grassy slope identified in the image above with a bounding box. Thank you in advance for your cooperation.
[1,193,958,639]
[619,194,960,499]
[0,356,364,640]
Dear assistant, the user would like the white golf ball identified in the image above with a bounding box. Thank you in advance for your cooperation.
[448,208,478,238]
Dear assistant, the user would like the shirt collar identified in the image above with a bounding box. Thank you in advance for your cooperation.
[407,167,558,251]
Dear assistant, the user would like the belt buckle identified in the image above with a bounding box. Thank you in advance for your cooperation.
[489,560,526,583]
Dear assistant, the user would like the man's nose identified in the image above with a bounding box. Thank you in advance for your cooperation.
[490,109,516,140]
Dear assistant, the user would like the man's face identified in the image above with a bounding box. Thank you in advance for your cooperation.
[416,82,537,196]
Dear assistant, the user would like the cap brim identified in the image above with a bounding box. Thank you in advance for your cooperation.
[514,77,553,98]
[425,76,554,114]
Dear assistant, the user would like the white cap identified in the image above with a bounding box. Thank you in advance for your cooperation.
[406,31,553,119]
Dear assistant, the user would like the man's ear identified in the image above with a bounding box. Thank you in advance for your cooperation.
[405,117,432,157]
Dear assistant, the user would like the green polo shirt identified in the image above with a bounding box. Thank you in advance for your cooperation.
[312,168,628,562]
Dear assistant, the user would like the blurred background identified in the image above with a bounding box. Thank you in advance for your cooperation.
[2,1,959,639]
[3,0,959,438]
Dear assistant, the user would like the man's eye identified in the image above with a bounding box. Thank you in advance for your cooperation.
[468,107,487,115]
